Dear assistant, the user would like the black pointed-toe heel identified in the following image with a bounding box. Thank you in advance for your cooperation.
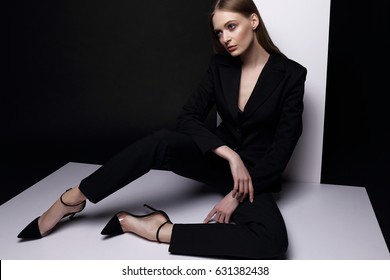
[17,188,86,239]
[100,212,124,236]
[101,204,172,243]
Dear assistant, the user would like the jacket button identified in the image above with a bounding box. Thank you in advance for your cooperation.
[233,147,239,151]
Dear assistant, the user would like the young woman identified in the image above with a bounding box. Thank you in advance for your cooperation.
[18,0,307,259]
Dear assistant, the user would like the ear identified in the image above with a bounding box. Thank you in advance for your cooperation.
[250,13,259,30]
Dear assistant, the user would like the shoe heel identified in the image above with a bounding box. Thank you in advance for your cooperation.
[144,204,158,212]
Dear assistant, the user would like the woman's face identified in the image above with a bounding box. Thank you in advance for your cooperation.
[212,10,258,57]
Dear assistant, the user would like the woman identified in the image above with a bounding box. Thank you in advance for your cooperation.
[18,0,307,259]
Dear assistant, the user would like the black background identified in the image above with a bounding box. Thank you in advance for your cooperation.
[3,0,214,204]
[3,0,390,253]
[322,1,390,251]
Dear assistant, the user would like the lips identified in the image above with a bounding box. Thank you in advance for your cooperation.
[227,45,238,52]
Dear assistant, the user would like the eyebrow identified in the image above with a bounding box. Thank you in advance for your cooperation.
[213,20,238,32]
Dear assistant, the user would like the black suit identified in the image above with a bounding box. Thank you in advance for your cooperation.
[79,53,307,259]
[177,54,307,193]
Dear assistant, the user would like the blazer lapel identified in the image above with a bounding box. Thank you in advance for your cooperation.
[242,54,286,121]
[217,54,285,121]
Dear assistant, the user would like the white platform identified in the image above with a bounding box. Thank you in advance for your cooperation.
[0,162,389,260]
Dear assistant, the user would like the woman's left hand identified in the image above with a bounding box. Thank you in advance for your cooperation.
[212,145,254,203]
[204,191,240,224]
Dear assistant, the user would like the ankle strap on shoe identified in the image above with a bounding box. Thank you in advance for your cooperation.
[156,221,170,243]
[60,188,86,207]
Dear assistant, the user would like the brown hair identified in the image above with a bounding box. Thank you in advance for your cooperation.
[209,0,284,56]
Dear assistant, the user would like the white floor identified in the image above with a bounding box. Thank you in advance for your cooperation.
[0,162,389,260]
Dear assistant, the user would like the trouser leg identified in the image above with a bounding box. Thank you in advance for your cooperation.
[169,192,288,259]
[78,128,287,259]
[79,129,232,203]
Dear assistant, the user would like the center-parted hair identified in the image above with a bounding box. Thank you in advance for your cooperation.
[209,0,284,56]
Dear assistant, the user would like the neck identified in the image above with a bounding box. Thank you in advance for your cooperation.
[240,42,269,68]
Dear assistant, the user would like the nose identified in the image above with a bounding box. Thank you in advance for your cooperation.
[222,32,231,45]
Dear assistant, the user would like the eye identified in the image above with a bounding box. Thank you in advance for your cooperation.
[227,23,237,30]
[215,30,222,38]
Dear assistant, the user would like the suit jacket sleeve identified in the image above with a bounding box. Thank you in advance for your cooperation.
[176,56,225,153]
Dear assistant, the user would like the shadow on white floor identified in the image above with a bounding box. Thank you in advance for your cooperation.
[0,162,389,260]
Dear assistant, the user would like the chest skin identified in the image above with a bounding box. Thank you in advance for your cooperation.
[238,64,265,112]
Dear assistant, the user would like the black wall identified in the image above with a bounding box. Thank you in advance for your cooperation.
[3,0,214,205]
[322,1,390,251]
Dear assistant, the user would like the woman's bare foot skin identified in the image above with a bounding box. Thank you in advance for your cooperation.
[118,212,173,243]
[37,187,86,236]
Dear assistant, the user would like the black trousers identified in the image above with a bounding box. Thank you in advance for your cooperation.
[79,129,288,259]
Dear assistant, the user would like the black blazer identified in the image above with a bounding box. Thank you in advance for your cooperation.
[177,54,307,193]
